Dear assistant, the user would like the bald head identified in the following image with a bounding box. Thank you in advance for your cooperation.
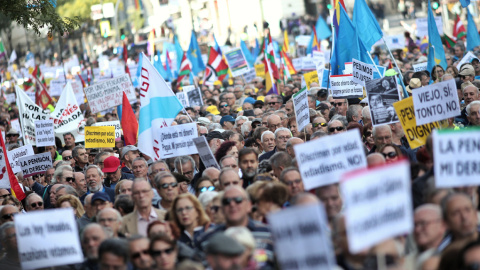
[367,153,386,168]
[291,192,320,206]
[286,137,304,158]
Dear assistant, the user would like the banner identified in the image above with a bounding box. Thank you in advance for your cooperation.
[19,152,52,177]
[15,208,84,269]
[330,75,364,99]
[352,58,374,86]
[412,79,460,125]
[393,97,447,149]
[84,74,136,113]
[92,120,122,139]
[301,56,316,71]
[193,136,220,169]
[293,88,310,133]
[433,129,480,188]
[294,130,367,190]
[412,62,428,72]
[224,48,250,77]
[365,76,401,126]
[267,204,337,270]
[456,51,478,70]
[16,86,51,145]
[154,123,198,159]
[341,160,413,253]
[7,145,35,174]
[85,126,115,148]
[35,120,55,147]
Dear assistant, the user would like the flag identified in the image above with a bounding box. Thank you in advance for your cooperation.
[255,37,265,64]
[177,52,192,83]
[427,0,447,72]
[123,42,130,76]
[174,35,183,71]
[213,33,223,56]
[23,78,34,91]
[0,132,26,200]
[279,51,291,83]
[0,41,5,59]
[280,51,296,75]
[264,34,279,95]
[459,0,470,8]
[307,28,321,54]
[77,72,87,88]
[419,36,429,52]
[453,14,467,40]
[121,92,138,145]
[187,30,206,75]
[154,51,169,79]
[165,52,175,80]
[147,30,155,56]
[442,34,457,49]
[137,53,184,160]
[315,15,332,41]
[32,65,53,110]
[134,0,143,10]
[353,0,383,49]
[240,40,255,68]
[283,30,290,54]
[253,38,260,59]
[204,46,229,85]
[467,8,480,52]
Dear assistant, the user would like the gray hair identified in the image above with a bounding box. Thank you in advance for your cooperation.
[25,193,42,208]
[279,167,300,183]
[219,155,236,168]
[133,157,148,167]
[81,223,112,241]
[154,172,176,188]
[270,152,292,168]
[53,165,73,184]
[72,145,85,158]
[235,116,248,124]
[330,115,347,127]
[466,100,480,115]
[148,160,169,175]
[261,131,274,143]
[94,152,111,165]
[274,127,291,138]
[346,105,362,123]
[362,106,371,119]
[0,222,15,242]
[86,164,104,178]
[241,121,252,135]
[96,208,122,223]
[372,125,392,138]
[198,191,219,209]
[311,130,328,140]
[174,156,196,173]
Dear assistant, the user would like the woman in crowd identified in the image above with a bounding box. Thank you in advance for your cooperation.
[56,194,85,219]
[194,177,215,197]
[208,191,225,225]
[149,233,178,270]
[2,194,25,212]
[379,143,403,164]
[362,123,375,151]
[256,182,289,217]
[214,141,238,162]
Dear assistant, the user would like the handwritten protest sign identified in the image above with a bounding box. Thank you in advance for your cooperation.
[456,51,478,70]
[19,152,52,177]
[352,58,374,86]
[303,70,319,90]
[294,130,367,190]
[154,123,198,159]
[340,160,413,253]
[268,204,337,270]
[412,79,460,125]
[224,48,250,77]
[15,208,83,269]
[92,121,122,139]
[85,126,115,148]
[193,136,220,169]
[35,120,55,147]
[416,16,443,38]
[292,58,302,71]
[413,62,428,72]
[330,75,364,99]
[302,56,316,71]
[243,68,257,83]
[176,92,189,107]
[365,76,401,126]
[312,51,325,69]
[293,88,310,132]
[7,145,35,174]
[84,74,136,113]
[433,129,480,188]
[16,86,51,145]
[393,97,447,149]
[255,63,265,78]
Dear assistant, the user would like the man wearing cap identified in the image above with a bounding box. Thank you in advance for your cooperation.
[207,131,224,154]
[205,232,245,270]
[5,129,22,149]
[121,145,140,175]
[80,165,116,204]
[91,192,114,216]
[103,156,134,189]
[459,64,476,83]
[220,115,236,131]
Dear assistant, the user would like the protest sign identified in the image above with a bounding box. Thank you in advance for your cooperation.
[193,136,220,169]
[340,160,413,253]
[293,88,310,132]
[456,51,478,70]
[84,74,136,113]
[15,208,83,269]
[35,120,55,147]
[0,146,9,188]
[416,16,443,38]
[10,118,22,137]
[154,123,198,159]
[85,126,115,148]
[267,204,337,270]
[312,51,325,69]
[19,152,52,177]
[344,62,353,75]
[413,62,428,72]
[6,93,15,104]
[302,56,316,71]
[433,129,480,188]
[224,48,250,77]
[26,91,36,103]
[330,75,364,99]
[303,70,319,90]
[295,35,312,46]
[49,78,66,96]
[412,79,460,125]
[71,80,86,105]
[255,63,265,78]
[365,76,401,126]
[384,34,406,50]
[176,92,189,107]
[7,145,34,174]
[243,68,257,83]
[92,120,122,139]
[294,130,367,190]
[16,86,51,145]
[352,58,374,86]
[292,58,302,71]
[393,97,447,149]
[186,87,203,106]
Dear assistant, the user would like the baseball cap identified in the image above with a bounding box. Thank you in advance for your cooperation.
[406,78,422,94]
[243,97,256,105]
[317,89,328,98]
[197,117,211,126]
[102,156,120,173]
[206,131,224,141]
[92,192,111,203]
[121,145,138,159]
[204,232,245,256]
[459,65,475,77]
[220,115,235,126]
[206,105,220,115]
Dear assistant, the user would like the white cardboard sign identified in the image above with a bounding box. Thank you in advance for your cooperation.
[293,88,310,132]
[456,51,478,70]
[341,160,413,253]
[413,62,428,72]
[312,51,325,69]
[433,129,480,188]
[294,130,367,190]
[10,118,22,138]
[35,120,55,147]
[176,92,190,108]
[93,120,122,139]
[302,57,316,71]
[49,78,66,96]
[154,123,198,159]
[0,146,10,188]
[193,136,220,169]
[412,79,460,125]
[7,144,35,174]
[416,16,443,38]
[292,58,303,71]
[352,58,374,86]
[19,152,52,177]
[83,74,136,114]
[268,204,337,270]
[330,75,364,99]
[15,208,83,269]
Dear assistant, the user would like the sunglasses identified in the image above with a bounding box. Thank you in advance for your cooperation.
[220,104,229,108]
[210,205,220,213]
[160,182,178,189]
[65,177,75,182]
[1,213,16,220]
[382,151,397,158]
[328,126,344,133]
[30,202,43,208]
[131,250,149,259]
[200,186,215,193]
[268,102,279,105]
[150,247,175,257]
[333,102,345,107]
[0,194,9,199]
[312,122,327,128]
[63,156,73,161]
[222,196,245,206]
[364,131,372,137]
[460,75,470,80]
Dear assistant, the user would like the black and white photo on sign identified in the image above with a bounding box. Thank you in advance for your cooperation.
[365,76,401,126]
[187,87,204,106]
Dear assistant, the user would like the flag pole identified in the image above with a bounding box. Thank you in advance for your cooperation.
[366,50,381,75]
[381,37,404,83]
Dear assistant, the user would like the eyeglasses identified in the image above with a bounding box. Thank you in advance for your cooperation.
[382,151,397,159]
[284,179,302,186]
[460,75,470,80]
[65,177,75,182]
[328,126,344,133]
[268,102,279,105]
[63,156,73,161]
[131,250,149,259]
[151,247,175,257]
[364,131,372,137]
[220,104,229,108]
[30,202,43,208]
[160,182,178,189]
[312,122,327,128]
[98,217,117,223]
[277,136,291,140]
[222,196,245,206]
[176,206,194,213]
[1,213,16,220]
[0,194,9,199]
[210,205,220,213]
[200,186,215,193]
[333,102,345,107]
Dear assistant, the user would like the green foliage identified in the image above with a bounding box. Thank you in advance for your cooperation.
[57,0,118,22]
[127,6,144,32]
[0,0,80,35]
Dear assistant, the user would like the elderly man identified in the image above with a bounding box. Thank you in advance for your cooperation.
[279,167,304,205]
[327,120,346,135]
[174,156,196,182]
[73,145,89,172]
[456,85,480,125]
[148,160,170,182]
[80,165,115,203]
[228,132,245,150]
[317,184,343,225]
[259,131,275,157]
[72,171,87,197]
[0,205,19,225]
[219,168,243,191]
[120,179,166,236]
[270,152,292,179]
[368,125,392,153]
[97,208,123,238]
[94,151,113,170]
[25,193,44,211]
[346,105,363,124]
[414,204,447,254]
[259,128,291,162]
[266,114,282,133]
[220,115,236,131]
[443,193,479,248]
[205,232,245,270]
[467,100,480,126]
[121,145,140,174]
[207,131,224,154]
[53,165,74,185]
[132,157,149,179]
[103,156,134,189]
[239,148,259,187]
[154,172,179,210]
[202,167,221,185]
[220,155,239,173]
[332,98,348,116]
[80,223,109,268]
[312,116,328,133]
[285,137,304,158]
[459,64,475,83]
[117,180,133,195]
[61,150,76,167]
[91,192,114,217]
[128,236,154,270]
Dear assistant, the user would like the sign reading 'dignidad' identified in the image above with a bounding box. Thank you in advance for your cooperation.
[154,123,198,159]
